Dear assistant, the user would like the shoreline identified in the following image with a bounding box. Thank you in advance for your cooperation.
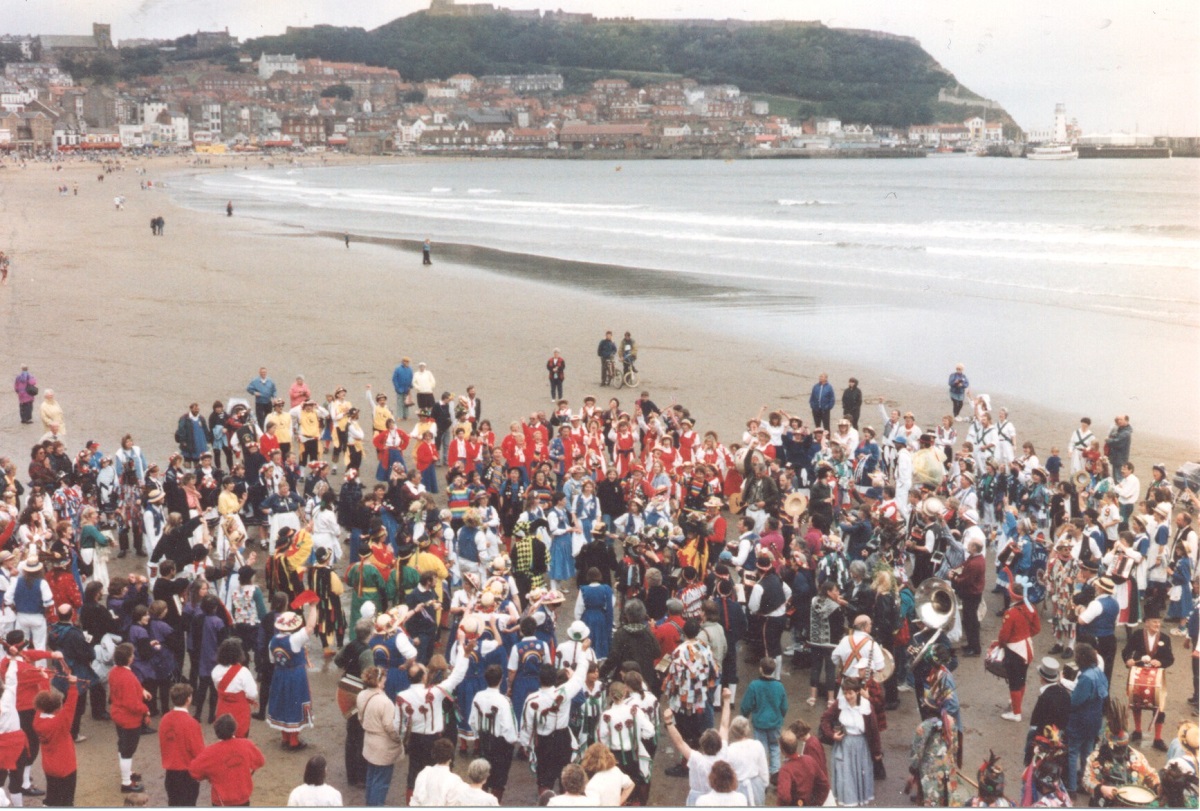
[0,154,1196,806]
[1,153,1193,472]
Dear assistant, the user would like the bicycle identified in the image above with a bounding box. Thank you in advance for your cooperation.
[602,357,618,388]
[618,359,638,389]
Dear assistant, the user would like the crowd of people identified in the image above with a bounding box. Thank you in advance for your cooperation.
[0,356,1196,808]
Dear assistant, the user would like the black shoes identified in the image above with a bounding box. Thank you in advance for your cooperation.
[1130,731,1142,742]
[120,783,145,794]
[1152,739,1168,752]
[23,786,44,797]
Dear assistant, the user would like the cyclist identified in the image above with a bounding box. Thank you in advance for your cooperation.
[620,332,638,377]
[597,331,617,385]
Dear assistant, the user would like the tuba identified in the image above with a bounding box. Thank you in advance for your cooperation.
[911,577,958,662]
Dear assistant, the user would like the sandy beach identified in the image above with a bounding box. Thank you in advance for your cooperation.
[0,154,1195,806]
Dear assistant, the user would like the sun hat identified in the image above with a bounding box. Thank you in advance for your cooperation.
[567,621,590,642]
[275,612,303,632]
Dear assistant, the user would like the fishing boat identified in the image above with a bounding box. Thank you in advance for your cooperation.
[1025,143,1078,160]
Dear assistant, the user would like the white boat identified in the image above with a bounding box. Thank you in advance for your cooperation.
[1026,143,1078,160]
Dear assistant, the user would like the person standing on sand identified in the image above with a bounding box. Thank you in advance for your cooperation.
[1106,416,1132,482]
[392,358,414,419]
[547,350,566,402]
[0,251,9,284]
[809,373,835,433]
[411,363,436,413]
[345,233,351,249]
[226,201,233,217]
[948,364,970,421]
[841,377,862,429]
[247,367,277,429]
[13,365,36,425]
[422,238,432,265]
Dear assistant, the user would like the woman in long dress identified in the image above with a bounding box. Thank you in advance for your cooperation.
[819,676,882,807]
[266,605,319,750]
[575,568,615,660]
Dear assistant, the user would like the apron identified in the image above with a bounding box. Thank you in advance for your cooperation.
[215,663,253,738]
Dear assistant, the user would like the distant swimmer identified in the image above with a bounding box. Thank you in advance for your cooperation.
[422,238,432,266]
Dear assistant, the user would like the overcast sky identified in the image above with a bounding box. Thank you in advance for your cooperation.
[6,0,1198,134]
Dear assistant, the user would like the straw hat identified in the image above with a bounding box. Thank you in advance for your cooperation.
[18,555,42,575]
[1153,502,1172,519]
[275,612,303,632]
[1094,576,1115,595]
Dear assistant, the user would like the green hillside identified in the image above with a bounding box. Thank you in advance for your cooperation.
[245,14,1016,129]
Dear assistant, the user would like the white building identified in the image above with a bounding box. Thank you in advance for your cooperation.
[258,53,300,80]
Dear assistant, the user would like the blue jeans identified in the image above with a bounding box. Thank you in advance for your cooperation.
[1066,730,1094,793]
[754,727,781,775]
[365,763,394,806]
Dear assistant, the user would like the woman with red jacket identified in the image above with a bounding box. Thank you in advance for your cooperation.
[415,431,439,494]
[109,642,151,794]
[33,678,79,806]
[996,580,1041,723]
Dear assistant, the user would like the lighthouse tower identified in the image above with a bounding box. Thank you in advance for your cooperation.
[1054,103,1068,143]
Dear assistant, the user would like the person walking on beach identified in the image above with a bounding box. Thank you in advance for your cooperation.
[547,350,566,402]
[226,201,233,217]
[13,365,36,425]
[422,238,432,265]
[0,251,9,284]
[344,233,350,249]
[809,374,835,433]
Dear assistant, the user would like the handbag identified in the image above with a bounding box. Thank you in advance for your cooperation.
[1168,585,1183,601]
[24,383,37,396]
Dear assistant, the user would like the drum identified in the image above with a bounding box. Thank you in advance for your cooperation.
[1113,784,1157,807]
[873,648,895,683]
[1126,665,1165,711]
[336,675,364,719]
[984,643,1008,680]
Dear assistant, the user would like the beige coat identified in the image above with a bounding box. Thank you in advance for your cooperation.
[358,686,403,766]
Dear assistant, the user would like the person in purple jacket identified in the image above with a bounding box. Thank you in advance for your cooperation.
[13,365,36,425]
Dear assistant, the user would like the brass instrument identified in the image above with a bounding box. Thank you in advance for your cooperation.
[910,577,958,662]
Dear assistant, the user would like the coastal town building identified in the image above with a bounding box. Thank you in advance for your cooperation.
[0,19,1036,156]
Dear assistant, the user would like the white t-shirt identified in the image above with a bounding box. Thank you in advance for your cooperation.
[287,783,343,806]
[696,791,749,806]
[688,747,728,794]
[547,795,593,806]
[585,766,634,807]
[451,785,499,807]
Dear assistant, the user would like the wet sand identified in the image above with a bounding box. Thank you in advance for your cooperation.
[0,156,1194,806]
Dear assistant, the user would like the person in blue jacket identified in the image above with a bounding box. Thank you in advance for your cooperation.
[391,358,414,419]
[1065,642,1109,794]
[246,367,277,429]
[809,373,835,432]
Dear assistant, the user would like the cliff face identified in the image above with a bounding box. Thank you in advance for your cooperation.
[246,13,1015,128]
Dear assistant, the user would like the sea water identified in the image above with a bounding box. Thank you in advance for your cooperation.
[170,156,1200,444]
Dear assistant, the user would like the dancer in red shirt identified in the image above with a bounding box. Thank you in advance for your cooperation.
[159,684,205,806]
[32,677,79,807]
[189,714,265,806]
[108,642,151,793]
